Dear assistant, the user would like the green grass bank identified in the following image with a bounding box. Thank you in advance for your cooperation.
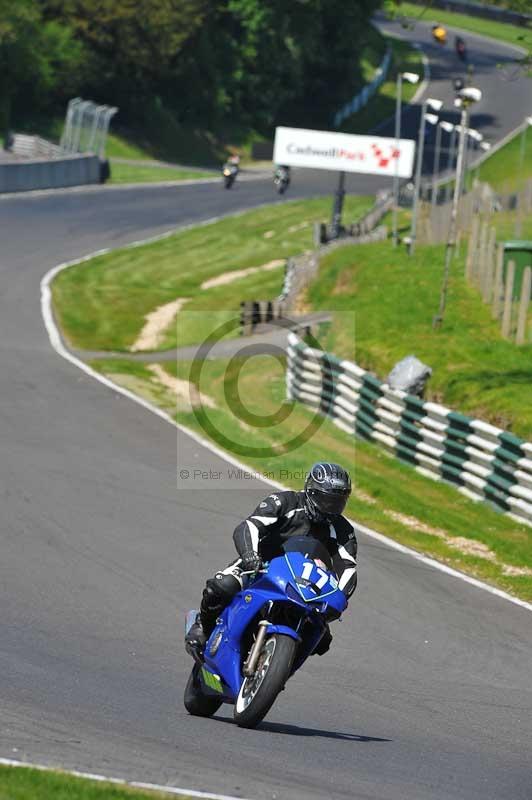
[51,196,372,352]
[472,127,532,191]
[0,764,192,800]
[306,240,532,440]
[50,197,532,601]
[90,354,532,602]
[108,162,214,185]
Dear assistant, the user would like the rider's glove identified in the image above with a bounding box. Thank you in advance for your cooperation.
[240,551,262,572]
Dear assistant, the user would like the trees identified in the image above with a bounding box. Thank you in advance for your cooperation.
[42,0,209,117]
[176,0,381,131]
[3,0,383,143]
[0,0,81,137]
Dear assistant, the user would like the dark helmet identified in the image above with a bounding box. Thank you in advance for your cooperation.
[304,462,351,522]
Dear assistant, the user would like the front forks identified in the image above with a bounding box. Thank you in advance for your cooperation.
[243,620,270,677]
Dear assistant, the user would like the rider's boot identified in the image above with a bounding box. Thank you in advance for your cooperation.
[185,613,208,656]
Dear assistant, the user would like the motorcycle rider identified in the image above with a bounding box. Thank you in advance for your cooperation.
[455,35,467,62]
[223,153,240,171]
[185,462,357,657]
[274,164,291,190]
[222,153,240,188]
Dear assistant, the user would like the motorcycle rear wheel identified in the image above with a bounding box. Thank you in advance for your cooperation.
[184,663,223,717]
[234,634,296,729]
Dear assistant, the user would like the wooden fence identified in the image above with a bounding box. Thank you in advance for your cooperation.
[466,218,531,344]
[418,179,532,246]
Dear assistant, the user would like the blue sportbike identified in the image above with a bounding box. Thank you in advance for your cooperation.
[184,536,348,728]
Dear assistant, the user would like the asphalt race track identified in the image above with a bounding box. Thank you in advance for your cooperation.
[1,17,532,800]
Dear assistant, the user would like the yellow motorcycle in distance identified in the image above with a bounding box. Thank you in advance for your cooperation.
[432,24,447,45]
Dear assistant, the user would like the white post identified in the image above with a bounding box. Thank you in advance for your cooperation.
[516,266,531,345]
[431,122,443,210]
[434,105,469,326]
[502,260,515,339]
[392,74,403,248]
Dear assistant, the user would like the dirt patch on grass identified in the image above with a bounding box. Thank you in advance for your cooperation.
[291,288,312,316]
[379,505,532,575]
[332,269,356,296]
[131,298,187,352]
[200,259,284,290]
[148,364,216,411]
[447,537,497,561]
[501,564,532,577]
[385,509,448,539]
[288,222,309,234]
[104,372,176,412]
[354,488,377,505]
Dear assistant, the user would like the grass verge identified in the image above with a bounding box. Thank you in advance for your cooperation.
[469,127,532,192]
[0,764,194,800]
[51,196,372,352]
[89,355,532,602]
[394,2,531,50]
[306,239,532,440]
[108,162,213,184]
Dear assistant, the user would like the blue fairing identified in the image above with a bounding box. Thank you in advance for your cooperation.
[200,552,348,702]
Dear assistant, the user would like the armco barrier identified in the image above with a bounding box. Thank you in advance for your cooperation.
[0,154,100,193]
[286,332,532,527]
[334,47,392,128]
[11,134,60,159]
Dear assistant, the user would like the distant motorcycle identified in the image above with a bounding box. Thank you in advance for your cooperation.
[455,36,467,62]
[432,24,447,45]
[222,157,240,189]
[273,165,291,195]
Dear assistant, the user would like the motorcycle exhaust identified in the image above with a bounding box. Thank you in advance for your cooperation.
[243,620,269,677]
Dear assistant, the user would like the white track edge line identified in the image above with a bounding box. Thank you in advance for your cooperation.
[0,758,252,800]
[40,230,532,615]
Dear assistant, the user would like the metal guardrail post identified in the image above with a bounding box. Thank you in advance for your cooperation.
[88,105,107,153]
[72,100,92,153]
[60,97,82,154]
[98,107,118,158]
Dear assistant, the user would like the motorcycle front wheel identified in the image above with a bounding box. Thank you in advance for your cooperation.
[234,634,296,729]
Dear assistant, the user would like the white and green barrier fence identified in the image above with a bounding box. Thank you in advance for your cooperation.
[286,332,532,527]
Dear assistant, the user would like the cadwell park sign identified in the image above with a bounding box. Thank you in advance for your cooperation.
[273,126,416,178]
